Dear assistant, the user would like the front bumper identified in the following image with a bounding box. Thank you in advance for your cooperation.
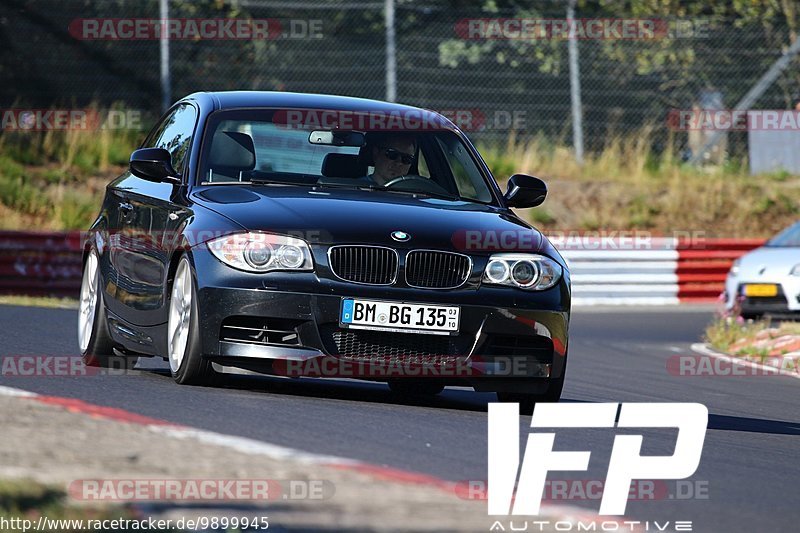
[191,249,570,393]
[725,276,800,316]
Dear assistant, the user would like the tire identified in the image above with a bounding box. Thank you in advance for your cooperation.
[388,379,445,397]
[496,374,565,416]
[78,249,118,367]
[167,255,218,385]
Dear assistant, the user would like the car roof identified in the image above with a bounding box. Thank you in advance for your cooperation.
[184,91,456,129]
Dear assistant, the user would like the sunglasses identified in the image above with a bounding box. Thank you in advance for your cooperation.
[380,147,415,165]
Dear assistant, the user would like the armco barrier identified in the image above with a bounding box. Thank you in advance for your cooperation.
[676,238,766,302]
[553,236,766,305]
[0,231,84,297]
[0,231,766,305]
[554,237,681,306]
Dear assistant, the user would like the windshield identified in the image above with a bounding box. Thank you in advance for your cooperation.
[198,109,495,203]
[766,221,800,247]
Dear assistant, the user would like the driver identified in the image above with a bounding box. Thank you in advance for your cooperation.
[364,133,417,186]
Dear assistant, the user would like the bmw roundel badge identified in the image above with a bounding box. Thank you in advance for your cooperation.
[391,231,410,242]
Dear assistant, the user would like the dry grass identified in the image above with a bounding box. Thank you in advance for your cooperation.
[0,112,797,235]
[0,295,78,309]
[704,315,800,355]
[703,316,771,354]
[480,129,800,237]
[0,103,144,173]
[0,105,142,229]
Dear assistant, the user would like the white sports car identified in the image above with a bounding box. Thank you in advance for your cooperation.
[724,221,800,318]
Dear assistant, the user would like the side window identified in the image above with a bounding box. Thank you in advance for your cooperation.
[416,149,431,178]
[435,135,491,202]
[144,104,197,175]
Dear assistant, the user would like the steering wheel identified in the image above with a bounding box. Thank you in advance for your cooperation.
[382,175,453,196]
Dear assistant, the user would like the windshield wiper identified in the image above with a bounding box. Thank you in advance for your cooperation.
[322,182,462,201]
[369,186,461,202]
[310,182,384,194]
[249,179,313,186]
[248,178,461,201]
[408,190,461,202]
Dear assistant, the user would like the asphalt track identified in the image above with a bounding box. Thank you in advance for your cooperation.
[1,304,799,532]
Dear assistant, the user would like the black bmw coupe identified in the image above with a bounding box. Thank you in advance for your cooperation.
[78,91,571,408]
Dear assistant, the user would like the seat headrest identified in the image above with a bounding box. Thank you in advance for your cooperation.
[209,131,256,169]
[322,153,367,179]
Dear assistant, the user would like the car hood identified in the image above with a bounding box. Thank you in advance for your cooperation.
[191,185,548,255]
[736,246,800,279]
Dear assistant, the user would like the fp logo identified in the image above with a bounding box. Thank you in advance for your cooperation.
[488,403,708,516]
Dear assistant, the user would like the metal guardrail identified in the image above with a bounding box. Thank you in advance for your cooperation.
[557,237,681,305]
[0,231,83,297]
[676,239,766,302]
[0,231,766,304]
[557,236,767,305]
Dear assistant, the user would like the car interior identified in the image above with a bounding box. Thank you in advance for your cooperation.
[204,129,414,185]
[200,124,491,203]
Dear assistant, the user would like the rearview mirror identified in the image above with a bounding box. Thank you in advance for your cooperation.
[130,148,181,184]
[504,174,547,208]
[308,130,365,147]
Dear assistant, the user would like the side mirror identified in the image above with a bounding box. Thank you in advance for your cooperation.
[130,148,181,184]
[504,173,547,208]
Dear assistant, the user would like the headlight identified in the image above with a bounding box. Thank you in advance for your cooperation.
[482,254,562,290]
[790,264,800,276]
[207,232,313,273]
[729,258,741,277]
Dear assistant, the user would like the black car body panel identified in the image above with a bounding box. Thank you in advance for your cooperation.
[192,185,545,246]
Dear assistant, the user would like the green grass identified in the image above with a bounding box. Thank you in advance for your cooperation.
[0,479,63,512]
[0,105,145,230]
[0,479,179,533]
[0,158,106,229]
[0,161,51,216]
[704,316,800,355]
[703,316,767,353]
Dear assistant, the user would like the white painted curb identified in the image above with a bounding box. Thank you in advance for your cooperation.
[0,384,358,466]
[0,383,606,523]
[690,343,800,380]
[0,385,39,397]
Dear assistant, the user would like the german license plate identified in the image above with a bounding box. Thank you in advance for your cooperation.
[744,284,778,297]
[340,298,460,335]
